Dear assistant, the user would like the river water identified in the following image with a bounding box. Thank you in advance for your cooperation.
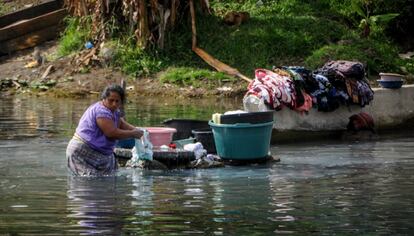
[1,96,414,235]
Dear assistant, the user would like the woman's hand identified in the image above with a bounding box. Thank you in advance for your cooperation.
[131,128,144,139]
[119,118,144,139]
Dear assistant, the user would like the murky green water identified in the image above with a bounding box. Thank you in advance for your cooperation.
[1,96,414,235]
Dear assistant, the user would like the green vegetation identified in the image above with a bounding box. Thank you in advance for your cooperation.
[349,0,399,38]
[0,2,11,16]
[305,34,402,76]
[402,58,414,82]
[112,39,163,77]
[57,0,413,85]
[159,67,236,88]
[194,12,346,75]
[57,17,92,57]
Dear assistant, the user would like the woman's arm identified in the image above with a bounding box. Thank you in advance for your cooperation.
[97,117,143,139]
[119,117,137,130]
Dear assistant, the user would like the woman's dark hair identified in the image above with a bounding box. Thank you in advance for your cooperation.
[101,84,125,104]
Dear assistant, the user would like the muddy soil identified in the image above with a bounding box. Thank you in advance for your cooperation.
[0,40,247,99]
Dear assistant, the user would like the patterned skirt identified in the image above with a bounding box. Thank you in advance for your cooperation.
[66,137,117,176]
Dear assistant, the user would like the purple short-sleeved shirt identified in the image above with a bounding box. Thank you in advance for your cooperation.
[76,102,121,155]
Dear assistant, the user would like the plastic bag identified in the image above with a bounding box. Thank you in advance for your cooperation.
[184,142,207,159]
[243,95,268,112]
[132,129,153,161]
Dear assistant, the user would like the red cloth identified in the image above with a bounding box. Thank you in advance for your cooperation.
[348,112,374,131]
[294,91,313,112]
[246,69,296,110]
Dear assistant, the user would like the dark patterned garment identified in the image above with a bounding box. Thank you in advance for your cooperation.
[66,137,118,176]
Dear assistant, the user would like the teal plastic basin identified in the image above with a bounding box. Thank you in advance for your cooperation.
[209,121,273,160]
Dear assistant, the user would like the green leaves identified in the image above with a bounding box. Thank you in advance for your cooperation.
[57,17,92,57]
[351,0,367,18]
[371,13,399,25]
[113,40,163,77]
[344,0,400,38]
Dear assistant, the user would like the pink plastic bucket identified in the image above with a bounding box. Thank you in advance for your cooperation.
[144,127,177,147]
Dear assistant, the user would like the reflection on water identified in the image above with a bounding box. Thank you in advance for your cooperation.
[1,96,414,234]
[0,96,93,140]
[0,96,243,140]
[124,97,244,127]
[67,176,131,235]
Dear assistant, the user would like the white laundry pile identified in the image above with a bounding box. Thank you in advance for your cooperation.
[183,142,206,159]
[190,154,223,168]
[183,142,224,168]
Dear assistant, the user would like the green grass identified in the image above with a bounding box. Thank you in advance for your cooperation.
[159,0,405,80]
[112,39,163,77]
[159,67,236,88]
[56,17,92,57]
[305,35,402,74]
[160,0,346,77]
[55,0,408,84]
[197,14,345,75]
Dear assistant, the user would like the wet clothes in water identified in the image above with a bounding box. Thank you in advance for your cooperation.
[66,137,117,176]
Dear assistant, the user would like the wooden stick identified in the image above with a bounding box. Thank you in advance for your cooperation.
[189,0,252,83]
[120,79,127,118]
[189,0,197,49]
[193,47,252,83]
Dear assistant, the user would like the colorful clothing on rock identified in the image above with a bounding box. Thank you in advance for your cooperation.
[357,80,374,107]
[316,60,365,81]
[315,60,374,107]
[244,62,374,113]
[246,69,296,110]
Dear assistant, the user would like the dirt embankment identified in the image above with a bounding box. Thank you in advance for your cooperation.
[0,41,247,99]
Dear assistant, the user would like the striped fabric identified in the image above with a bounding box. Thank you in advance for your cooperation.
[66,137,117,176]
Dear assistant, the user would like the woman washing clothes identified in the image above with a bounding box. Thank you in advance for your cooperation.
[66,84,143,176]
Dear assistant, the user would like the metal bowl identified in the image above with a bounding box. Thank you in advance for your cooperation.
[377,80,403,89]
[379,73,404,81]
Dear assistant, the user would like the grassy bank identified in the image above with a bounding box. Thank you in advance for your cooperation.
[57,0,413,84]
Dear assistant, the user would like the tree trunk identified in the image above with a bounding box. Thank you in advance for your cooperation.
[136,0,149,48]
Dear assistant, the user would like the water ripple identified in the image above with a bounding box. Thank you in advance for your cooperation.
[1,97,414,235]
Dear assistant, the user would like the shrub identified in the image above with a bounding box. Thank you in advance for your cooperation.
[57,17,92,57]
[304,36,402,75]
[113,39,162,77]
